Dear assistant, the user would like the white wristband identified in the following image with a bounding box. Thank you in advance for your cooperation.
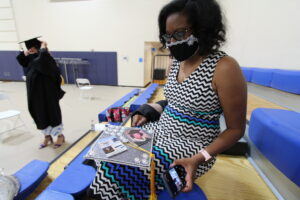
[199,149,212,162]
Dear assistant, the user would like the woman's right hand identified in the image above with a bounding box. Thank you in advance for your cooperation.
[132,114,147,127]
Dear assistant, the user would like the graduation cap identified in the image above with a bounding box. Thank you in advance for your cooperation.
[19,36,42,50]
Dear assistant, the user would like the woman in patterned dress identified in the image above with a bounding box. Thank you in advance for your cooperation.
[89,0,247,199]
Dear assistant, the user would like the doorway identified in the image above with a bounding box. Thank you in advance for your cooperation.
[144,42,170,86]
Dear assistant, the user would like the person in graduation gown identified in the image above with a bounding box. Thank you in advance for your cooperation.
[16,38,66,149]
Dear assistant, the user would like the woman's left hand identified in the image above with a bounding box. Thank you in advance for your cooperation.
[170,155,204,192]
[41,41,47,49]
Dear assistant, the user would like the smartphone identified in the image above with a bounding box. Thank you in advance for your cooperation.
[162,165,187,198]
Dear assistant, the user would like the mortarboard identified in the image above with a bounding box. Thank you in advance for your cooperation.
[19,36,42,50]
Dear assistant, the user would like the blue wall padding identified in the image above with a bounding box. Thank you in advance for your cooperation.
[251,68,276,87]
[0,51,23,81]
[270,70,300,94]
[130,83,159,112]
[241,67,254,82]
[249,108,300,187]
[35,190,74,200]
[0,50,118,85]
[158,183,207,200]
[98,88,140,122]
[14,160,50,200]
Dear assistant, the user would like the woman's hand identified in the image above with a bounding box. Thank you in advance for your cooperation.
[170,154,205,192]
[132,114,147,127]
[41,41,47,49]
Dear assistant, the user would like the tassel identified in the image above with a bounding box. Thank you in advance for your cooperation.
[149,153,156,200]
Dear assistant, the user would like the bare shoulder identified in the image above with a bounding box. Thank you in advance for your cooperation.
[216,56,240,74]
[212,56,245,90]
[214,56,242,80]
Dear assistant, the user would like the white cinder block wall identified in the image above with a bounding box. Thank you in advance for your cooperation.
[1,0,299,86]
[220,0,300,70]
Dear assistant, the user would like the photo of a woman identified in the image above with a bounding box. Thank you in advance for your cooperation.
[125,129,151,143]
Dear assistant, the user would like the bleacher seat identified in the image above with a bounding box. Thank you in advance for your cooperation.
[46,147,96,197]
[14,160,49,200]
[130,83,159,112]
[35,189,74,200]
[249,108,300,187]
[251,68,276,87]
[270,70,300,94]
[47,122,121,197]
[98,88,140,122]
[241,67,254,82]
[67,147,95,171]
[47,167,95,196]
[158,183,207,200]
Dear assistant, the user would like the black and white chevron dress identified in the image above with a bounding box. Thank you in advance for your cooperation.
[89,51,226,200]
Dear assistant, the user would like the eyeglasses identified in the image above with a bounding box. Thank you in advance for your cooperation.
[162,28,191,43]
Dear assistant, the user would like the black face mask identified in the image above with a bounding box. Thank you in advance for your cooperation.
[166,35,199,62]
[27,53,39,61]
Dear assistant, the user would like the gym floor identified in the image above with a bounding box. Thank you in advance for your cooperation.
[0,81,136,174]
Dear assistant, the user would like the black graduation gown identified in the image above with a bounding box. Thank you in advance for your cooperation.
[16,49,65,130]
[16,52,31,75]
